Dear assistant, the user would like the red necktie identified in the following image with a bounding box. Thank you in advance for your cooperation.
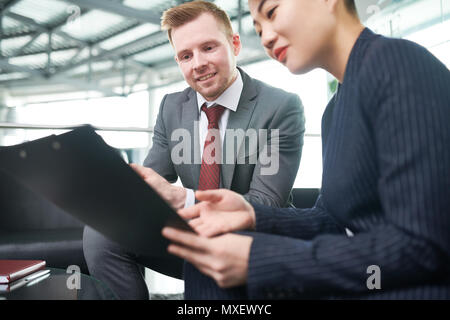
[198,104,226,190]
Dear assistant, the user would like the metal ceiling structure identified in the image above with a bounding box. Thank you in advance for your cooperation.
[0,0,448,102]
[0,0,266,99]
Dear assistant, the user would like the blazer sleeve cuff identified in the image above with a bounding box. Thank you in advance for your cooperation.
[246,232,310,299]
[252,202,277,234]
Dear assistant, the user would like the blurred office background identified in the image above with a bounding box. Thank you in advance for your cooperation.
[0,0,449,295]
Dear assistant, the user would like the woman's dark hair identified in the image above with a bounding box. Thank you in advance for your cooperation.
[344,0,358,15]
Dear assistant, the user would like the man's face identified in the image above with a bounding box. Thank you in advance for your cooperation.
[172,13,241,101]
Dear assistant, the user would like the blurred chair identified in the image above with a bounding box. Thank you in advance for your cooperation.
[291,188,320,209]
[0,170,88,274]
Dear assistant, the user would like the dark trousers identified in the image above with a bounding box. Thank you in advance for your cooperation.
[83,226,183,300]
[83,226,249,300]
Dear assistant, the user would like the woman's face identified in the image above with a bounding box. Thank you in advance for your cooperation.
[249,0,335,74]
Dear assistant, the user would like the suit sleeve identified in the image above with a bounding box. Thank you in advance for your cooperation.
[243,93,305,207]
[143,94,178,183]
[246,40,450,299]
[253,194,344,239]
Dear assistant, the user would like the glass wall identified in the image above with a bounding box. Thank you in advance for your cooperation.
[244,61,328,188]
[365,0,450,68]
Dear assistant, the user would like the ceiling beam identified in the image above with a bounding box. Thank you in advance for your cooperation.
[62,0,161,25]
[0,0,22,14]
[5,12,48,32]
[5,11,86,46]
[13,32,41,56]
[0,58,44,78]
[3,10,148,75]
[0,58,121,97]
[55,77,120,97]
[53,31,167,75]
[5,11,153,76]
[0,14,3,58]
[1,0,260,93]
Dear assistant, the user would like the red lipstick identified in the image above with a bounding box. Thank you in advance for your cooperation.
[274,46,288,62]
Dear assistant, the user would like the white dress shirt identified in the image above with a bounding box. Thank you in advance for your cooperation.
[184,70,244,207]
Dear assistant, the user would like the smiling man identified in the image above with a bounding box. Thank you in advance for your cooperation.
[171,10,240,102]
[82,0,305,300]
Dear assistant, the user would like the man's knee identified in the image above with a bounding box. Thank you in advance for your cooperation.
[83,226,121,272]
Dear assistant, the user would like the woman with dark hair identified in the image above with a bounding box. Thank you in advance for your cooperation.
[161,0,450,299]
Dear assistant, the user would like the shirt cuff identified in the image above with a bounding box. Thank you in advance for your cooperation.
[184,188,195,208]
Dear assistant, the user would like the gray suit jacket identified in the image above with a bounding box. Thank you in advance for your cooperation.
[143,68,305,207]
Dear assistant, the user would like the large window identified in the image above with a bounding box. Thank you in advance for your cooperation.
[149,63,329,188]
[1,91,151,165]
[244,61,328,188]
[365,0,450,68]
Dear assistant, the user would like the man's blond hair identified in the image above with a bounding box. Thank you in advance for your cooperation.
[161,0,234,44]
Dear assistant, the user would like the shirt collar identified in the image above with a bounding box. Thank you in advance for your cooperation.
[196,69,243,113]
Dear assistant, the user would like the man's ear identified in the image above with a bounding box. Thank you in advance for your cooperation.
[174,55,179,64]
[232,33,242,56]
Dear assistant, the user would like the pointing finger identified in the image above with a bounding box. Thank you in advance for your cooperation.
[195,189,224,203]
[162,227,210,251]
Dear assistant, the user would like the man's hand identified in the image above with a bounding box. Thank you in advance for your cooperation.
[162,226,253,288]
[130,164,187,210]
[177,189,256,237]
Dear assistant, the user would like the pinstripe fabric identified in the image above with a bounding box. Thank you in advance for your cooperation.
[184,28,450,299]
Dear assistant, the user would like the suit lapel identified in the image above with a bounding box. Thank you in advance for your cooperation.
[221,69,258,190]
[181,89,202,190]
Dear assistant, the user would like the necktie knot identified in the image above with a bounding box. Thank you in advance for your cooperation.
[201,104,226,128]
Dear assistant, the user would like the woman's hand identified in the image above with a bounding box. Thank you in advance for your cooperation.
[178,189,256,237]
[162,226,253,288]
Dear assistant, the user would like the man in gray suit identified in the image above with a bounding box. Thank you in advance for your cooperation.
[83,0,304,300]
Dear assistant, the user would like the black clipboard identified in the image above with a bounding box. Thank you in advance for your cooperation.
[0,125,192,258]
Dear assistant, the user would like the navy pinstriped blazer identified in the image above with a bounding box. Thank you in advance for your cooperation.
[247,28,450,299]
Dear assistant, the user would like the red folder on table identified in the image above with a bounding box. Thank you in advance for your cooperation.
[0,260,46,284]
